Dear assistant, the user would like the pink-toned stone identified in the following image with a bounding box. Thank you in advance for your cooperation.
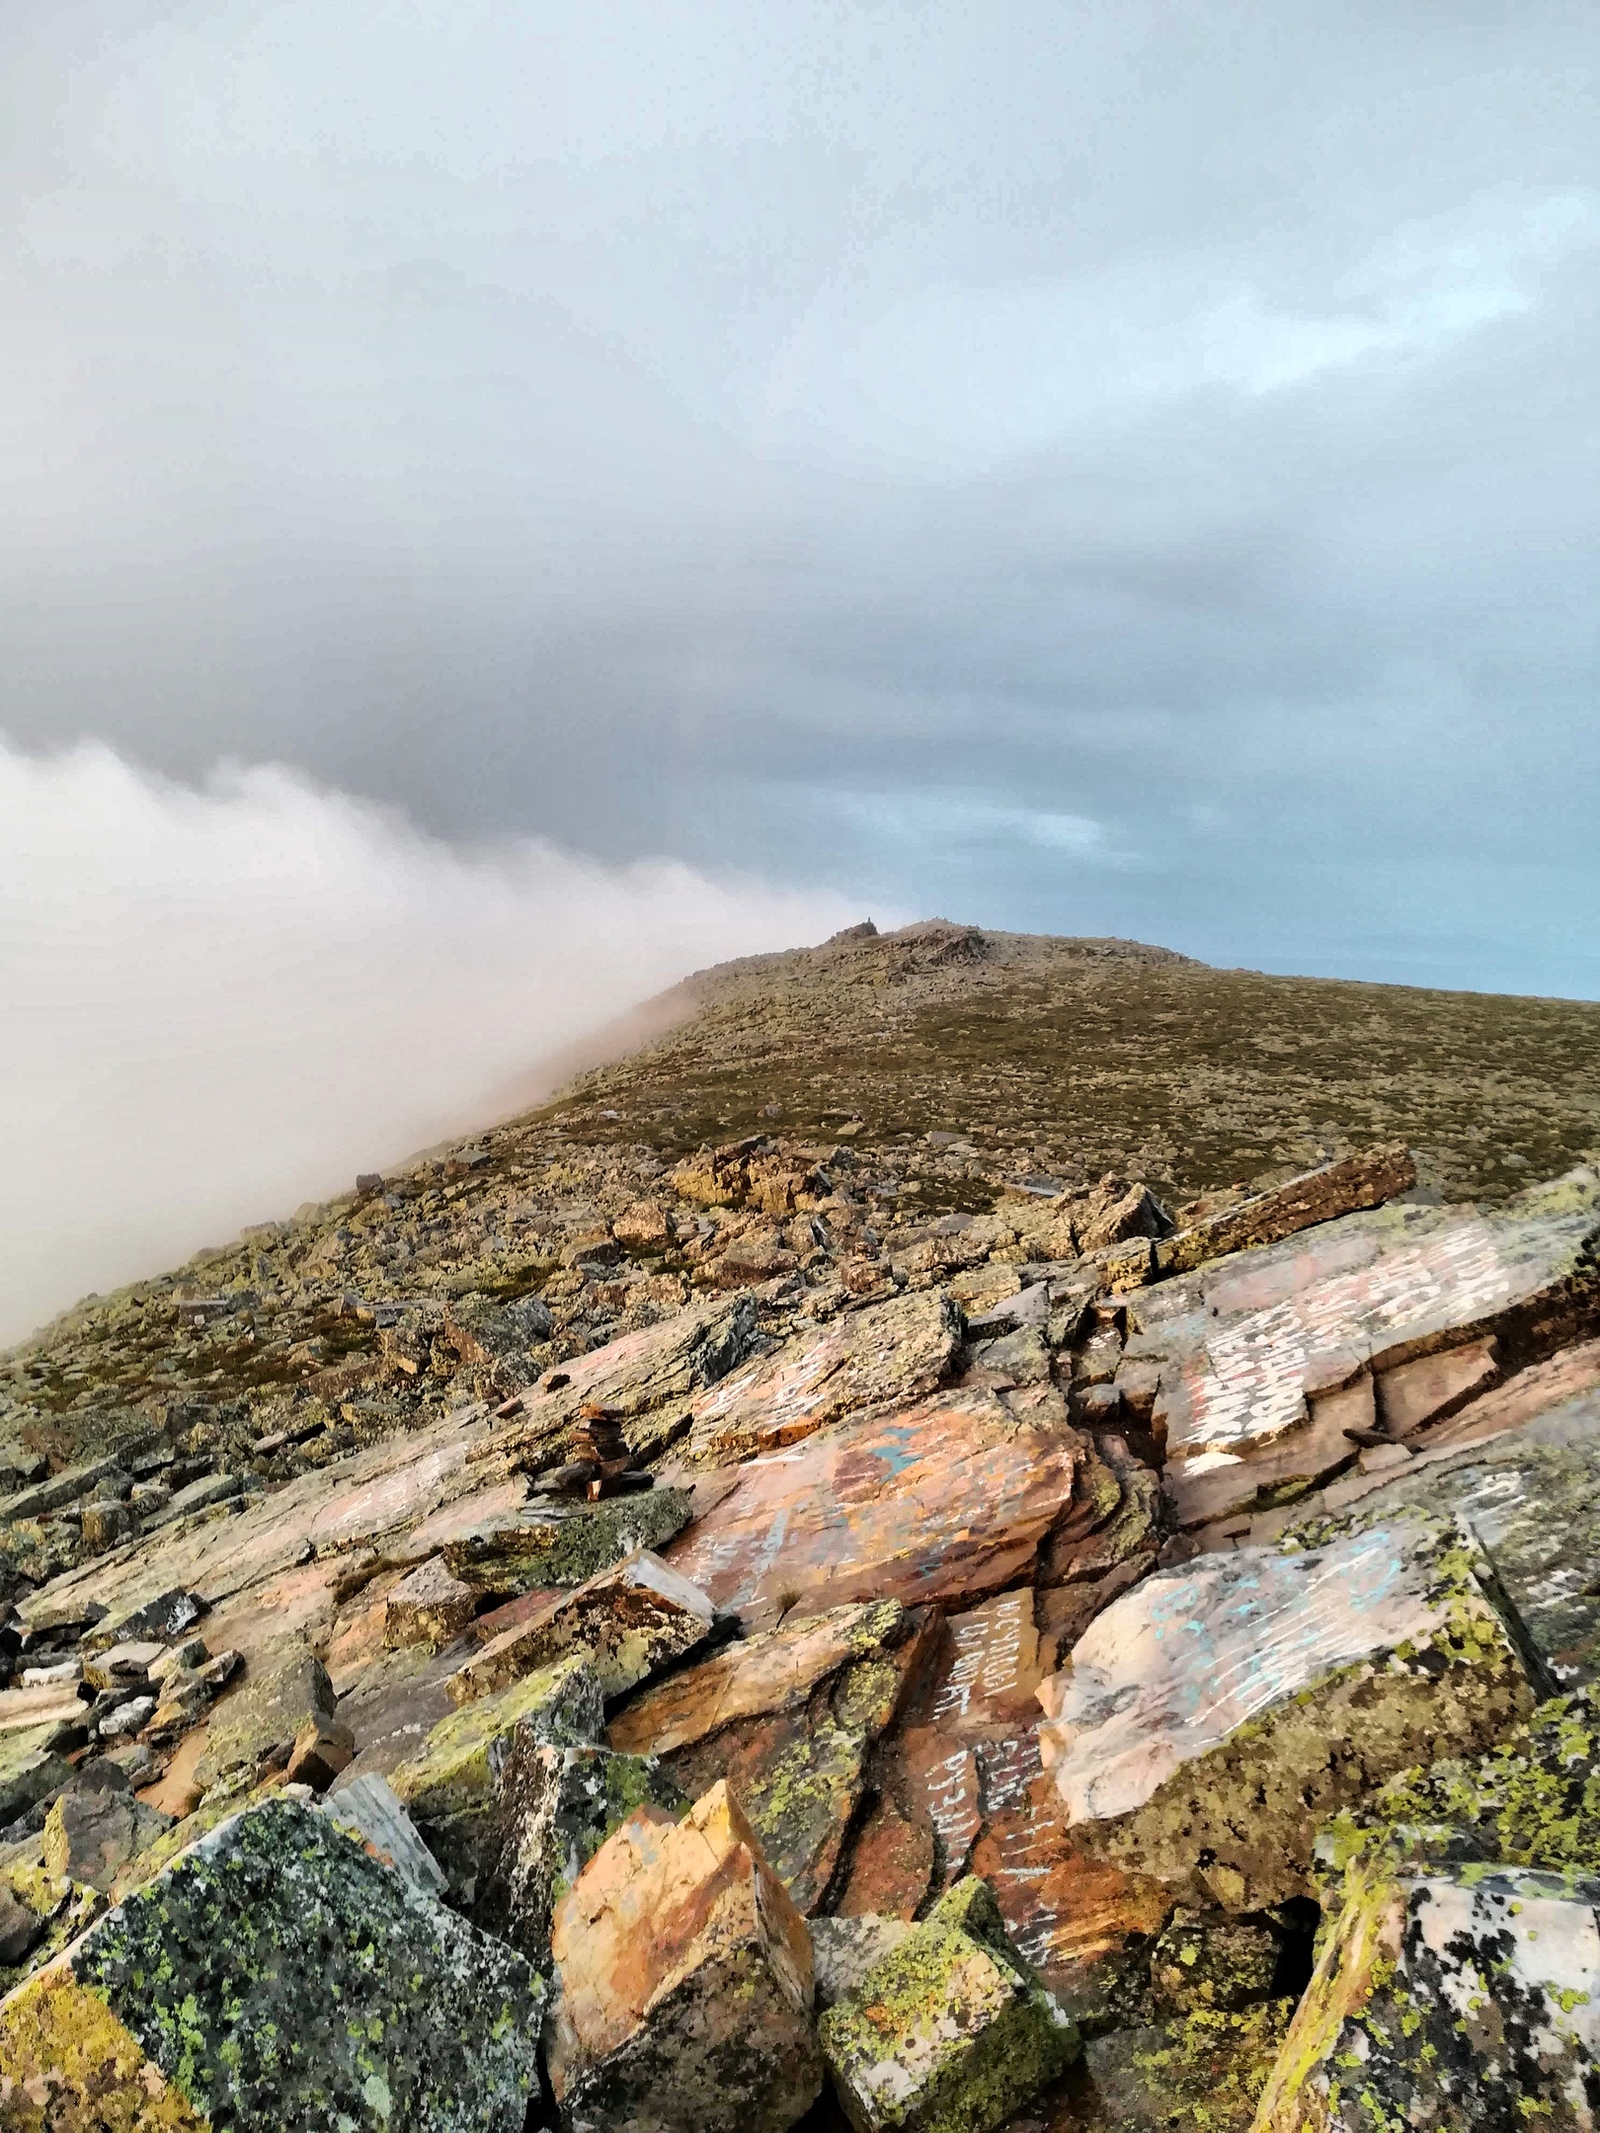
[1376,1338,1500,1437]
[683,1290,960,1464]
[923,1589,1044,1735]
[666,1389,1078,1622]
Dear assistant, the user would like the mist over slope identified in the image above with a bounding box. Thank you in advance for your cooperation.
[0,736,861,1344]
[6,914,1598,1485]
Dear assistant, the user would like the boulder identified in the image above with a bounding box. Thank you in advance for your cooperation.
[610,1600,934,1912]
[1254,1859,1600,2130]
[546,1779,822,2133]
[387,1649,603,1899]
[666,1390,1078,1625]
[1279,1383,1600,1689]
[818,1875,1078,2133]
[810,1913,915,2009]
[0,1726,70,1824]
[0,1796,541,2130]
[319,1771,447,1898]
[448,1550,715,1705]
[683,1290,961,1463]
[482,1739,688,1966]
[1035,1518,1535,1909]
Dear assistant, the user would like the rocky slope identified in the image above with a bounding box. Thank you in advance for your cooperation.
[3,918,1600,2130]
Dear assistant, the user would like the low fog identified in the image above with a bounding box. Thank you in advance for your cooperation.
[0,737,860,1346]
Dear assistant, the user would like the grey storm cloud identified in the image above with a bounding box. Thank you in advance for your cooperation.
[1,0,1597,1002]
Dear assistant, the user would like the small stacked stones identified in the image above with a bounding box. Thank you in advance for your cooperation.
[547,1404,654,1499]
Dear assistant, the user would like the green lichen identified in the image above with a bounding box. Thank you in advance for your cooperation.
[819,1877,1078,2133]
[1316,1685,1600,1897]
[389,1650,601,1823]
[445,1488,694,1593]
[1126,2001,1295,2130]
[4,1800,539,2131]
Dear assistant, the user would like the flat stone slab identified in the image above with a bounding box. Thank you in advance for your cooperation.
[0,1795,540,2130]
[608,1601,915,1759]
[1121,1174,1600,1528]
[485,1295,761,1473]
[1285,1383,1600,1688]
[1036,1518,1534,1907]
[682,1290,961,1464]
[666,1390,1079,1624]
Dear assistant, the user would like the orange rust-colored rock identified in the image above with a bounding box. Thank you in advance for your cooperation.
[834,1791,935,1920]
[667,1390,1078,1624]
[547,1780,822,2133]
[607,1601,911,1759]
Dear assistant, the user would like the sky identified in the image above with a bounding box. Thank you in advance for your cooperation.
[2,1,1599,1334]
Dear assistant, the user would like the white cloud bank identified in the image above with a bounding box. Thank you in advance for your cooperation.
[0,737,864,1346]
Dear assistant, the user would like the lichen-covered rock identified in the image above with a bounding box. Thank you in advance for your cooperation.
[818,1875,1079,2133]
[810,1913,915,2009]
[1147,1910,1281,2015]
[1315,1684,1600,1890]
[0,1859,101,1995]
[0,1725,70,1824]
[441,1485,694,1595]
[1036,1519,1534,1908]
[546,1779,822,2133]
[621,1601,934,1912]
[1285,1389,1600,1688]
[481,1739,688,1966]
[193,1647,336,1790]
[386,1649,602,1898]
[1253,1859,1600,2130]
[486,1294,760,1473]
[0,1796,541,2130]
[449,1549,715,1704]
